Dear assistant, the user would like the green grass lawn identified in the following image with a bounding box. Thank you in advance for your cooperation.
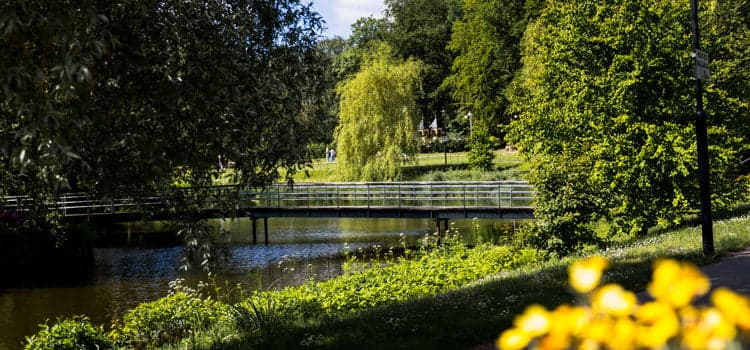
[288,150,524,183]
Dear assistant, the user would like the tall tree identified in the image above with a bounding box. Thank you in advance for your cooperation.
[0,0,324,199]
[385,0,462,129]
[444,0,543,137]
[303,37,347,150]
[334,43,423,181]
[332,16,392,81]
[507,0,749,254]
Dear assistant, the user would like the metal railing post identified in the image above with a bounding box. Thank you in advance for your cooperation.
[509,184,514,207]
[463,183,467,209]
[497,183,501,207]
[429,183,433,207]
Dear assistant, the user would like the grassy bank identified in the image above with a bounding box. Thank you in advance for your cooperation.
[212,216,750,350]
[26,214,750,349]
[288,150,523,183]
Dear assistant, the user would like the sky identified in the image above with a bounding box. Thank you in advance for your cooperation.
[310,0,386,38]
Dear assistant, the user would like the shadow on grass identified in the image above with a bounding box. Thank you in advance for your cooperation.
[209,251,708,350]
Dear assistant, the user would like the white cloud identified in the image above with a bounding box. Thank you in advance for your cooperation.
[312,0,386,38]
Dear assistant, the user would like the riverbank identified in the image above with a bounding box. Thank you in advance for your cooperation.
[23,214,750,349]
[7,217,517,349]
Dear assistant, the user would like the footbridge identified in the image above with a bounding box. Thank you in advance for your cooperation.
[3,181,535,242]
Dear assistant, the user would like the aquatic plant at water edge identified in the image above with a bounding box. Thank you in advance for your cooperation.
[24,315,112,350]
[109,292,231,349]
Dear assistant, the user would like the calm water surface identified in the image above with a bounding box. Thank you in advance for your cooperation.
[0,217,521,349]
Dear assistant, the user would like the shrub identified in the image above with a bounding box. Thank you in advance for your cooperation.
[467,123,495,171]
[111,292,230,349]
[25,315,112,350]
[498,256,750,349]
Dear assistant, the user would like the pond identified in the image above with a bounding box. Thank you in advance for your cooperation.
[0,217,524,349]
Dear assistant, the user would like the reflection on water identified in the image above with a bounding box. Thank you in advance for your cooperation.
[0,217,524,349]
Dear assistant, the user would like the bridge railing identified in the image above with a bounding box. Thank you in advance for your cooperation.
[2,181,534,218]
[242,181,534,209]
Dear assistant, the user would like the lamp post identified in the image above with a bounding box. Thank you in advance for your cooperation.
[441,110,448,166]
[464,112,473,137]
[690,0,714,257]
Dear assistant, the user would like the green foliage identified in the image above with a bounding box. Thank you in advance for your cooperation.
[516,151,606,255]
[467,123,496,170]
[507,0,750,254]
[230,298,289,340]
[24,316,112,350]
[444,0,543,136]
[246,231,546,321]
[385,0,463,127]
[0,0,325,197]
[175,219,219,272]
[331,16,392,81]
[334,43,424,181]
[249,215,750,350]
[111,292,230,349]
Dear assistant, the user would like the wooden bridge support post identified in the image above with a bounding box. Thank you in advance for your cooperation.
[263,217,269,245]
[435,217,441,237]
[252,217,257,245]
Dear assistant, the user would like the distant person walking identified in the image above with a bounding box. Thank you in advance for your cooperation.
[330,148,336,162]
[325,147,330,162]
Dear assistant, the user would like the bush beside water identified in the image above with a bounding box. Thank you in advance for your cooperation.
[24,316,111,350]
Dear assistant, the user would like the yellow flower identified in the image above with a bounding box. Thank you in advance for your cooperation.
[648,259,710,307]
[683,308,736,350]
[569,256,609,293]
[515,304,551,337]
[539,305,590,350]
[703,308,736,345]
[497,327,531,350]
[607,317,637,350]
[592,284,637,317]
[578,338,600,350]
[711,287,750,331]
[635,301,680,348]
[549,305,589,337]
[582,316,612,344]
[680,305,700,327]
[538,332,569,350]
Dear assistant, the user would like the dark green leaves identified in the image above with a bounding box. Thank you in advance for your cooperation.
[1,0,325,197]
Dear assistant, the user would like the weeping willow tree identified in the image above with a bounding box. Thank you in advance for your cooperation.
[334,43,424,181]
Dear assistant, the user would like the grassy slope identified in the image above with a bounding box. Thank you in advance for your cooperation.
[199,213,750,350]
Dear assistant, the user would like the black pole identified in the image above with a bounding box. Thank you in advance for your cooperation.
[690,0,714,257]
[263,217,269,245]
[252,217,257,245]
[444,141,447,166]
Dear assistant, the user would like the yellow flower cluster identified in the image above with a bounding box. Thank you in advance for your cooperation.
[497,256,750,350]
